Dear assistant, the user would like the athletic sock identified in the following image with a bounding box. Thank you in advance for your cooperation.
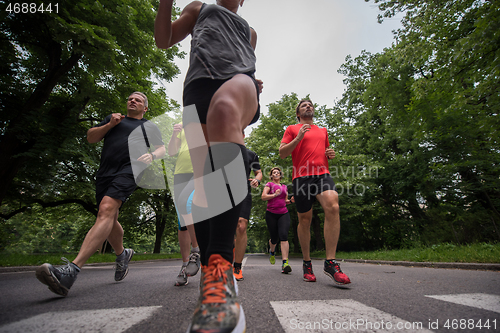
[234,262,242,269]
[191,246,200,253]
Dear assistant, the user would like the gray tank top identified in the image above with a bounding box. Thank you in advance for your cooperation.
[184,3,256,88]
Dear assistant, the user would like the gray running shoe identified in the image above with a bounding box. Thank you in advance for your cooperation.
[175,265,188,286]
[35,257,79,297]
[185,251,201,277]
[115,248,134,281]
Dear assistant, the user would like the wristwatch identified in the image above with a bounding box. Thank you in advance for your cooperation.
[151,153,156,160]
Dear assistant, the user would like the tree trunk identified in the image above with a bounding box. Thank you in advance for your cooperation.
[154,215,167,253]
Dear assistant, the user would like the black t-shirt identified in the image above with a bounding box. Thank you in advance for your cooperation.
[94,115,163,178]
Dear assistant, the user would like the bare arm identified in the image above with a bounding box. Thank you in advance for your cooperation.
[279,140,299,159]
[279,124,310,159]
[137,145,166,165]
[87,113,124,144]
[249,169,262,188]
[250,27,257,50]
[261,186,281,201]
[154,0,202,49]
[167,123,183,156]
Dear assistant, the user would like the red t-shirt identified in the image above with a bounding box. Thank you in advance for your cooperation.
[281,124,330,180]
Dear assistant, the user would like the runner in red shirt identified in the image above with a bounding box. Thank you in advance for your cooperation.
[280,99,351,285]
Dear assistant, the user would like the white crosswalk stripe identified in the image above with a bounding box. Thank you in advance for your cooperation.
[271,299,433,332]
[0,306,161,333]
[425,293,500,314]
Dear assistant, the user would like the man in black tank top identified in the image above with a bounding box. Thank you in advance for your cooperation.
[155,1,262,332]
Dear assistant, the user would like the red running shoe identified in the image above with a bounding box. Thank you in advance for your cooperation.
[324,259,351,285]
[303,262,316,282]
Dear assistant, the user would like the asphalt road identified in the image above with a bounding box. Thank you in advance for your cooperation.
[0,254,499,332]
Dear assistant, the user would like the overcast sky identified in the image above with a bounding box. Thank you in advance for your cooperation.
[161,0,403,133]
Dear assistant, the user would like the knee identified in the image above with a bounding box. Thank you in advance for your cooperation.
[298,218,312,228]
[97,202,118,220]
[325,202,339,216]
[236,218,248,235]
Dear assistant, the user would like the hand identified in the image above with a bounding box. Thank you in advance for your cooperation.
[290,196,295,203]
[110,113,125,127]
[296,124,311,141]
[249,178,259,188]
[137,153,154,165]
[256,79,263,93]
[325,148,336,160]
[173,123,183,133]
[274,189,281,197]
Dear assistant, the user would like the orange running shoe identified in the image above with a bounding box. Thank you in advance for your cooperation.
[188,254,245,333]
[233,266,244,281]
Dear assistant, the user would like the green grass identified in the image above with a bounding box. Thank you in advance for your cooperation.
[1,243,498,267]
[311,242,500,264]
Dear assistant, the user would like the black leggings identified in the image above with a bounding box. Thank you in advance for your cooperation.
[265,211,290,245]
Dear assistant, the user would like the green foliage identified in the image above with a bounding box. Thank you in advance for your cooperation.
[2,0,499,256]
[0,0,184,254]
[0,0,183,209]
[330,242,500,264]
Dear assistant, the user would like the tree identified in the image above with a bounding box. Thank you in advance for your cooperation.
[0,0,183,212]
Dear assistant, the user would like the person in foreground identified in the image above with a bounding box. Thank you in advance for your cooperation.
[233,133,262,281]
[279,99,351,285]
[35,92,165,297]
[155,1,261,332]
[261,167,292,274]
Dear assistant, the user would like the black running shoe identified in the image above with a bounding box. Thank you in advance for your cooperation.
[115,248,134,281]
[36,257,79,297]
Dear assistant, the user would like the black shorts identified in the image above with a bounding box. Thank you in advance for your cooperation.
[182,74,260,126]
[95,174,137,210]
[292,174,337,213]
[239,192,252,221]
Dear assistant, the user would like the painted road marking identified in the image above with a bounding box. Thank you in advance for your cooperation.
[0,306,162,333]
[270,299,433,332]
[426,293,500,314]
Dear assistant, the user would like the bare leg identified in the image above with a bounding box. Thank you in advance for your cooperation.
[316,190,340,260]
[297,209,313,261]
[73,196,122,268]
[107,219,125,256]
[178,229,191,262]
[234,217,248,263]
[269,239,276,253]
[182,213,198,248]
[280,240,289,261]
